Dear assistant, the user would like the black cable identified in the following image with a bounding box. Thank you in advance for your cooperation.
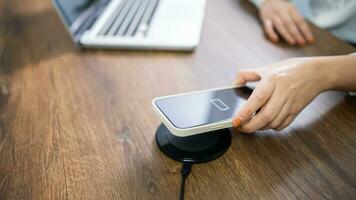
[179,162,192,200]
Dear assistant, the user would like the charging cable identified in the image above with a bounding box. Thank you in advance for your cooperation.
[179,162,192,200]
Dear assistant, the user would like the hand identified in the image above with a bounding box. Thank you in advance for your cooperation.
[259,0,314,45]
[232,57,329,133]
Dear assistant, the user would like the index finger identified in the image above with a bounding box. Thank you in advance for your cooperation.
[233,77,275,127]
[234,70,262,86]
[262,18,279,42]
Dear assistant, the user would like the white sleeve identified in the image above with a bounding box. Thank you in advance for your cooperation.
[249,0,266,8]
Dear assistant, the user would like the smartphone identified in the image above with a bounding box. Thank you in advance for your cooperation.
[152,86,253,137]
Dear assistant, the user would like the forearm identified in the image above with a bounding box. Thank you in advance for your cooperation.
[316,54,356,92]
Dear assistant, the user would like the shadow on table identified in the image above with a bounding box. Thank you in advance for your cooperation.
[0,9,78,75]
[0,8,194,76]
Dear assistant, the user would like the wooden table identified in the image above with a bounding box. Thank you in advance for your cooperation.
[1,0,355,199]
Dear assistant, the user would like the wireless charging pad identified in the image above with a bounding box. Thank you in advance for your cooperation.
[155,124,232,163]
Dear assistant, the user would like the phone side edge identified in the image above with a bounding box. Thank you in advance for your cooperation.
[152,98,193,137]
[153,85,242,100]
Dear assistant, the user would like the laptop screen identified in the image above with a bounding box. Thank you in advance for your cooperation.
[53,0,109,42]
[53,0,101,26]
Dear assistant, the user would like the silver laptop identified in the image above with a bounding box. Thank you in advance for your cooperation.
[53,0,206,51]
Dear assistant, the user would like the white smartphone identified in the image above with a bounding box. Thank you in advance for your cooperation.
[152,86,253,137]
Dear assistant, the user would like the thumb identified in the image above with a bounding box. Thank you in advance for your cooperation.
[234,69,262,86]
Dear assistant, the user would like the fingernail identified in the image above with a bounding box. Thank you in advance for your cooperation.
[233,117,242,127]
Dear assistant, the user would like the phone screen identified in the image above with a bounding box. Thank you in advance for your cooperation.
[155,87,252,129]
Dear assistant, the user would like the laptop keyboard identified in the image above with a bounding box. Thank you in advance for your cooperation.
[98,0,160,37]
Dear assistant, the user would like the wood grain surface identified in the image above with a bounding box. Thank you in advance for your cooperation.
[0,0,355,199]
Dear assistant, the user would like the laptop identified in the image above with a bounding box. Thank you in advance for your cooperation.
[52,0,207,51]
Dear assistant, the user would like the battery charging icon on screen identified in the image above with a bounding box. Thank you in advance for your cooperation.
[210,98,230,111]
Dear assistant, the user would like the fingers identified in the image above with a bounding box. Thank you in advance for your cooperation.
[272,16,296,45]
[291,10,315,43]
[233,77,275,127]
[262,18,279,42]
[261,7,314,45]
[234,70,262,85]
[280,12,306,45]
[263,100,290,130]
[238,89,286,133]
[275,115,296,131]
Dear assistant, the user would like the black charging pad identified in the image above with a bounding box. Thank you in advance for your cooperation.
[155,124,232,163]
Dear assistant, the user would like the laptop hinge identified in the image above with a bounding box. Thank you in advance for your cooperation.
[69,0,110,44]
